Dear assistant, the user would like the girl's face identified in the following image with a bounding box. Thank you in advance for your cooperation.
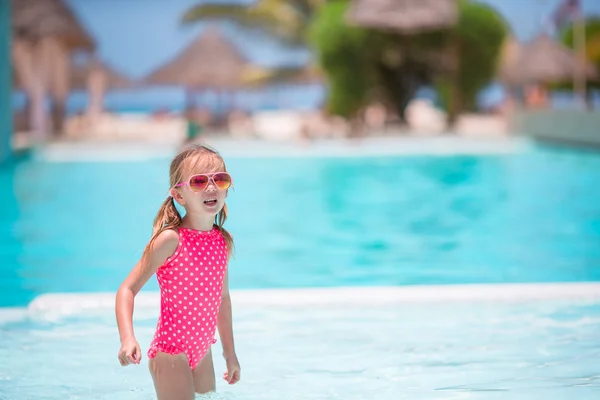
[170,164,232,218]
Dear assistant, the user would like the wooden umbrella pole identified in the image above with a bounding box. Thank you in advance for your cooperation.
[573,11,587,108]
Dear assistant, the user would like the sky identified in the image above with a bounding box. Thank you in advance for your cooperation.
[65,0,310,80]
[64,0,600,80]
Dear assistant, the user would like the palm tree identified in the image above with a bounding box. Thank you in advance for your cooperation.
[182,1,325,88]
[181,0,324,45]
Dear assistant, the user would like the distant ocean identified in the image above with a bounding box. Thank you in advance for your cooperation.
[11,83,599,116]
[11,84,328,116]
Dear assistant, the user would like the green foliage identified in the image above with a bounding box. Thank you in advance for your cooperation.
[311,0,508,118]
[561,17,600,60]
[560,17,600,90]
[436,0,509,112]
[308,1,371,117]
[181,0,322,44]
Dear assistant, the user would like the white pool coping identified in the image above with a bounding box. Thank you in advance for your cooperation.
[24,282,600,312]
[32,136,533,162]
[1,283,598,324]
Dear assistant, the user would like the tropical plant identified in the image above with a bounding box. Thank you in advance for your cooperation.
[308,0,508,122]
[182,0,324,44]
[435,0,508,114]
[307,1,372,118]
[560,17,600,106]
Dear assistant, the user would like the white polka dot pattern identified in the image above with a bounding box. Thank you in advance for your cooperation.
[147,226,228,369]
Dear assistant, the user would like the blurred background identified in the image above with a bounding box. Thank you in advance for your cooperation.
[3,0,600,146]
[1,1,600,399]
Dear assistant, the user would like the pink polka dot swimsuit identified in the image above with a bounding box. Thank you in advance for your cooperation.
[147,226,228,369]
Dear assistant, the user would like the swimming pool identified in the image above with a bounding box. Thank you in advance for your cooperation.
[1,137,599,399]
[1,139,599,307]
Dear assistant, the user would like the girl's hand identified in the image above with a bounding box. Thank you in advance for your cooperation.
[223,353,241,384]
[118,337,141,366]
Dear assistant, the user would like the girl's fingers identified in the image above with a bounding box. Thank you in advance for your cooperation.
[134,345,142,363]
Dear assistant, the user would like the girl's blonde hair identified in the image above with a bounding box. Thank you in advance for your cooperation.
[141,144,234,264]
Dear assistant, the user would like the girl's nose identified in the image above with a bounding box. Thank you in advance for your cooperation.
[205,180,217,192]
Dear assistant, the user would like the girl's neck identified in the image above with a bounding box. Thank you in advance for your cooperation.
[181,214,214,232]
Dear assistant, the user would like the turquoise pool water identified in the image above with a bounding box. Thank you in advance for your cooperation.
[1,142,600,307]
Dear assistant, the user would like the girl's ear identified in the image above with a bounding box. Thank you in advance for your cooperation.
[170,188,185,205]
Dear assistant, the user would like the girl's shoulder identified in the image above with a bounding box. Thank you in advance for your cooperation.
[154,228,180,246]
[151,229,181,264]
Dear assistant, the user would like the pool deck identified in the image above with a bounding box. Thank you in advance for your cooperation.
[27,134,533,162]
[204,135,531,158]
[512,109,600,150]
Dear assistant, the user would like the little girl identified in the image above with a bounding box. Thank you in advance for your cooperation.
[115,144,241,399]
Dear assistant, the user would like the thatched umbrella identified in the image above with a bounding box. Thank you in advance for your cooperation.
[13,57,133,130]
[12,0,96,138]
[13,58,132,91]
[237,63,325,111]
[70,58,134,121]
[499,34,597,86]
[12,0,95,50]
[346,0,458,34]
[145,26,250,90]
[497,34,522,85]
[144,26,255,121]
[70,59,132,91]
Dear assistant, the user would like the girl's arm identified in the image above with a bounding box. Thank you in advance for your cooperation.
[115,230,179,345]
[217,269,241,384]
[217,270,236,358]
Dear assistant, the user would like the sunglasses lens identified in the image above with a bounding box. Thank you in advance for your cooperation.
[213,173,232,190]
[189,175,209,192]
